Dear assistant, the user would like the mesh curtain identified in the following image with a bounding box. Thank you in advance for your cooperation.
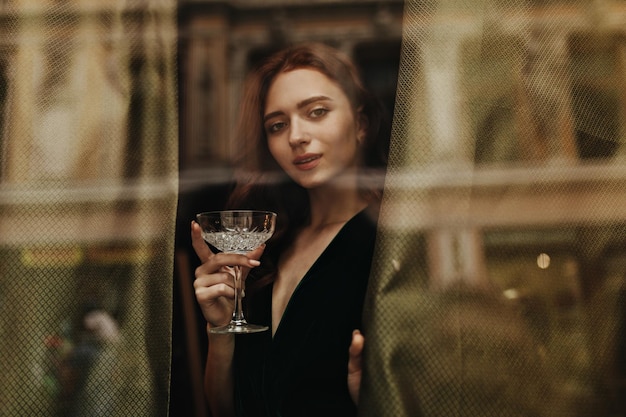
[362,1,626,416]
[0,1,177,416]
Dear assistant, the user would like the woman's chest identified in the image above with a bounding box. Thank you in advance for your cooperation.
[271,224,344,334]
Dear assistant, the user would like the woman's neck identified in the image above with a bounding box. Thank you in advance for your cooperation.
[307,185,368,230]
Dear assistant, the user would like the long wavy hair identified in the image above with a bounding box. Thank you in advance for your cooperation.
[226,42,390,291]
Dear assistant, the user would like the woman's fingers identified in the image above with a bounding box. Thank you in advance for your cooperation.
[191,220,213,263]
[195,253,260,279]
[348,329,364,373]
[193,268,236,327]
[348,329,365,405]
[194,269,234,291]
[194,279,234,301]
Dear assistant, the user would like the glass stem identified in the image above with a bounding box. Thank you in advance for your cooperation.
[232,265,246,323]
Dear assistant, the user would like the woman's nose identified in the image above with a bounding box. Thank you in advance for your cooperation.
[288,119,310,147]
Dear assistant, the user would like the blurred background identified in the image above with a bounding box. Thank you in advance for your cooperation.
[1,0,626,416]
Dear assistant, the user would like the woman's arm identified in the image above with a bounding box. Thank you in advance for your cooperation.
[204,332,235,417]
[191,221,264,417]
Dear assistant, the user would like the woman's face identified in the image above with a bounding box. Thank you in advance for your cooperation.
[263,68,365,190]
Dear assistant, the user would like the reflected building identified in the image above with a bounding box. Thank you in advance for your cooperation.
[0,1,177,415]
[368,2,626,416]
[374,1,626,293]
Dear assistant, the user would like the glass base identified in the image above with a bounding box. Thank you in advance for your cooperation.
[208,320,269,334]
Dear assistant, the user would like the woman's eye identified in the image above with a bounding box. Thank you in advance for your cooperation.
[310,107,328,118]
[267,121,286,133]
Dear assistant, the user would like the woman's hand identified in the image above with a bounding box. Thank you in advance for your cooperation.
[191,220,264,329]
[348,329,365,405]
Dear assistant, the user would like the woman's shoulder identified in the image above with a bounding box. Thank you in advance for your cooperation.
[328,207,379,261]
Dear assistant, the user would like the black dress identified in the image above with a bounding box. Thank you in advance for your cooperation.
[233,210,378,417]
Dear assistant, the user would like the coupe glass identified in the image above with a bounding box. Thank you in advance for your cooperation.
[196,210,276,334]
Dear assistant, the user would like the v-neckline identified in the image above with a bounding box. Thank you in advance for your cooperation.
[270,210,365,342]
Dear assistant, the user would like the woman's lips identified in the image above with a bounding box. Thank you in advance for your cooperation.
[293,154,321,170]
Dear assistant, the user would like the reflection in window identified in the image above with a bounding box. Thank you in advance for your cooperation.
[473,31,625,165]
[568,32,622,161]
[354,40,402,123]
[484,225,626,415]
[0,60,6,178]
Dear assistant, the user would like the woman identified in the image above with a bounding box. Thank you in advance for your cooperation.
[191,42,389,417]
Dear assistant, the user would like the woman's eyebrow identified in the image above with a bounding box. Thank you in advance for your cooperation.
[263,110,283,122]
[297,95,332,109]
[263,95,332,122]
